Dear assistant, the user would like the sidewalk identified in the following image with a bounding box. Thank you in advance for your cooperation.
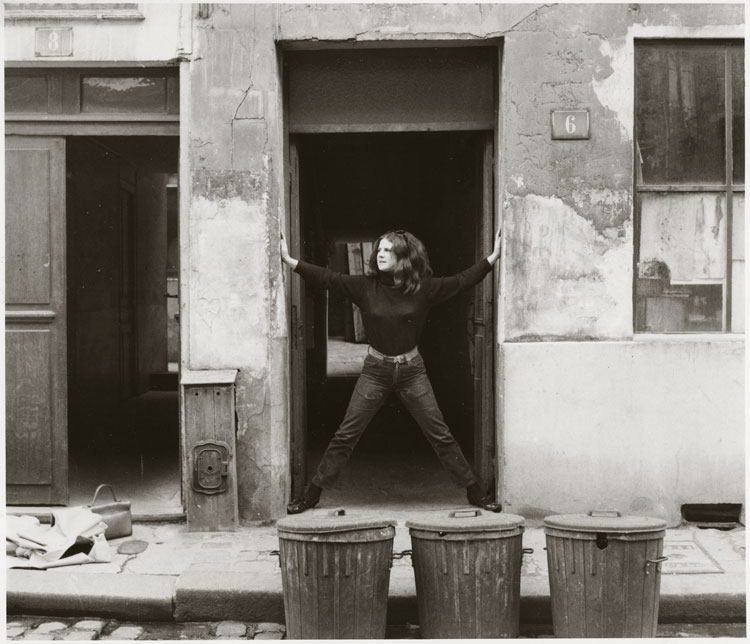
[7,511,746,626]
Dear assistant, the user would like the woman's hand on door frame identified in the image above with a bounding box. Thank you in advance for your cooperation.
[487,228,502,266]
[280,232,299,269]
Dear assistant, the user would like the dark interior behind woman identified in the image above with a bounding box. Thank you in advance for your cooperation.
[280,228,502,514]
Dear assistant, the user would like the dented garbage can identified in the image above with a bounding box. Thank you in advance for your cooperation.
[406,509,527,638]
[276,509,396,639]
[544,510,668,638]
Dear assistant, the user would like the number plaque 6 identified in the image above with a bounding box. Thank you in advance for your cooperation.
[552,109,590,140]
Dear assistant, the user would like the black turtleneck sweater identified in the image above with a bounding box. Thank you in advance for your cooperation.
[295,259,492,356]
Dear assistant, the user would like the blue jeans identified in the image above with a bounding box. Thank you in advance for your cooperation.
[311,352,477,489]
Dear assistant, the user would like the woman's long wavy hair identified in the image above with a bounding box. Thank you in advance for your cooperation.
[368,230,432,294]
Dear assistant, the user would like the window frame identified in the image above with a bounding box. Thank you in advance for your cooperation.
[633,39,744,334]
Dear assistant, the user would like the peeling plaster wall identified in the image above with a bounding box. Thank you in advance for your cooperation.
[501,4,640,341]
[188,4,288,521]
[498,2,743,340]
[501,339,744,526]
[184,3,743,521]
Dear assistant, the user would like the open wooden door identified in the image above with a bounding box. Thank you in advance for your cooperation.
[6,136,69,505]
[471,132,496,493]
[289,138,307,498]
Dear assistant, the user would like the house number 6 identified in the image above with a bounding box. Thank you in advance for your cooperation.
[551,109,590,140]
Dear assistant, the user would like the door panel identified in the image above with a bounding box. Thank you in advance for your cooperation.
[289,139,307,497]
[5,135,68,504]
[472,133,496,492]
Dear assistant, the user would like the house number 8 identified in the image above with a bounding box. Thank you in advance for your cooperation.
[35,27,73,57]
[47,31,60,51]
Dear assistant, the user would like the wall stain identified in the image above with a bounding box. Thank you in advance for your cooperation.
[192,169,262,201]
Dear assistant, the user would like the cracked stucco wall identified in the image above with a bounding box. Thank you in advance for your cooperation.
[186,3,743,522]
[188,4,287,521]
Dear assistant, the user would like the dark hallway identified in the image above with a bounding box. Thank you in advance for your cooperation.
[297,131,492,508]
[66,136,181,515]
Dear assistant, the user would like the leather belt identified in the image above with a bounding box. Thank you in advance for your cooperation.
[368,345,419,363]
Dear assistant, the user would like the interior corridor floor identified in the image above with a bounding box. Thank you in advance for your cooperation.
[68,452,182,518]
[68,390,182,518]
[305,446,468,512]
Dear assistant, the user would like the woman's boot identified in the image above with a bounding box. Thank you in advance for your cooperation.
[466,482,502,513]
[287,483,322,514]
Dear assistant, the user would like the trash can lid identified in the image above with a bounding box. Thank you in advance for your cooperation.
[277,509,396,534]
[544,510,667,534]
[405,508,525,533]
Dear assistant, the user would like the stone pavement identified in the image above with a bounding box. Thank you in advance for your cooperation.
[6,616,747,639]
[6,512,747,627]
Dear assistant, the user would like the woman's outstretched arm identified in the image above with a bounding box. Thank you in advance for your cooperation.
[426,228,501,304]
[280,232,366,303]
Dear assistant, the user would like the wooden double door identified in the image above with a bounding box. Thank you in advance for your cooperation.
[288,131,497,498]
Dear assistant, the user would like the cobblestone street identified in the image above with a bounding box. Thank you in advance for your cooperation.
[7,617,746,640]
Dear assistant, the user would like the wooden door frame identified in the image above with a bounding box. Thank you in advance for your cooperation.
[472,132,497,494]
[288,138,307,498]
[286,131,498,500]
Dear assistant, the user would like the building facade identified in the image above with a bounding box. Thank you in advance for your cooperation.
[4,3,744,526]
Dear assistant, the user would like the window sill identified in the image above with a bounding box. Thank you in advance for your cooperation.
[635,333,744,343]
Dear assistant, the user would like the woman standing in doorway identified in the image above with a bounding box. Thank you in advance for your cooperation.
[280,228,502,514]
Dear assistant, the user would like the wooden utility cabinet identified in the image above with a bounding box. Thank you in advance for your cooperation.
[182,369,239,531]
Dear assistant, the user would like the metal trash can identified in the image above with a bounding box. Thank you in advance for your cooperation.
[276,509,396,639]
[544,510,668,638]
[406,508,527,638]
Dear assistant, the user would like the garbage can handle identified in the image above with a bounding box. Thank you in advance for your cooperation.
[449,509,482,518]
[645,555,668,574]
[329,509,346,517]
[391,549,413,560]
[522,548,534,555]
[589,509,621,518]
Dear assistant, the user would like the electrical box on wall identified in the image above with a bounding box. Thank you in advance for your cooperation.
[182,369,239,531]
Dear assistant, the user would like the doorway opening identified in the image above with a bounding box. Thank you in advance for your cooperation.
[294,131,494,510]
[66,136,181,516]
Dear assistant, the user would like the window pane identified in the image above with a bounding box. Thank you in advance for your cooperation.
[81,76,167,113]
[636,193,726,333]
[639,193,726,282]
[731,195,744,332]
[5,75,48,113]
[636,47,726,184]
[731,47,744,184]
